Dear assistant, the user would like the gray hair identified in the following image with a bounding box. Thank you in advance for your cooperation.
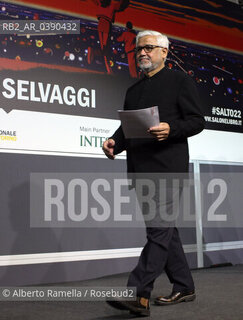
[136,30,169,49]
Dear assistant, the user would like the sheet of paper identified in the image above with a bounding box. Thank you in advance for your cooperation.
[118,106,160,138]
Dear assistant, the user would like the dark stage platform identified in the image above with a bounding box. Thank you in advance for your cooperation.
[1,264,243,319]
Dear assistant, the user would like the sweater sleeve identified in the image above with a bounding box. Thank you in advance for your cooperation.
[110,125,126,155]
[168,75,205,139]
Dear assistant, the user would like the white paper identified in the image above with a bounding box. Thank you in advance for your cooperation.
[118,106,160,138]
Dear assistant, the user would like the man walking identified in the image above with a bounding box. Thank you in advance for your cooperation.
[103,30,205,316]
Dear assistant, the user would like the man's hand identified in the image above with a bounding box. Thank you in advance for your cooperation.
[148,122,170,141]
[102,139,116,159]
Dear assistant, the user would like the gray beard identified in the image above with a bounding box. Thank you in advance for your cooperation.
[138,60,159,73]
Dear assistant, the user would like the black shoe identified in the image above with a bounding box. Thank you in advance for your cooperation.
[106,297,150,316]
[106,299,128,310]
[154,290,196,306]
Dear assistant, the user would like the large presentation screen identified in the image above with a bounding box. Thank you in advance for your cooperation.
[0,0,242,157]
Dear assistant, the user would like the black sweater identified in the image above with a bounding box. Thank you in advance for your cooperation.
[111,67,205,173]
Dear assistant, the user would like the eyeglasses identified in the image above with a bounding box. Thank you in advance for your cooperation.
[134,45,164,54]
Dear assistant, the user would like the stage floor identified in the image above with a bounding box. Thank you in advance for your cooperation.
[1,264,243,319]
